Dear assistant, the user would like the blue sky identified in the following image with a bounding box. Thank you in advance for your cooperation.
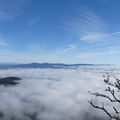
[0,0,120,64]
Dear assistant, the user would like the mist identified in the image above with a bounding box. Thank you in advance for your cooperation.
[0,67,118,120]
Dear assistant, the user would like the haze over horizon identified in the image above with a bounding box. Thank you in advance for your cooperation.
[0,0,120,64]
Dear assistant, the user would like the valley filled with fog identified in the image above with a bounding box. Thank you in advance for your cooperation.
[0,66,120,120]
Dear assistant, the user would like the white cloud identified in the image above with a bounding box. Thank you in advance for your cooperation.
[80,32,107,41]
[75,50,117,59]
[80,31,120,43]
[63,5,106,39]
[57,44,77,53]
[0,67,116,120]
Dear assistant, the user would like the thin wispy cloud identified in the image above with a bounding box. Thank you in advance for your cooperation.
[27,16,40,28]
[27,42,42,53]
[80,31,120,42]
[64,5,106,39]
[0,0,119,64]
[0,34,9,49]
[61,3,120,63]
[56,44,77,53]
[80,32,107,41]
[0,0,28,22]
[0,40,9,49]
[96,0,109,4]
[75,50,118,59]
[0,43,77,63]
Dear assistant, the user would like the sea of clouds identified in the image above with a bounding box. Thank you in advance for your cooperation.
[0,67,119,120]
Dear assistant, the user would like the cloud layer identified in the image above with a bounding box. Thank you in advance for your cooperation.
[0,67,119,120]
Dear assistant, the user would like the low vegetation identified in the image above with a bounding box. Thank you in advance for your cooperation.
[0,77,21,86]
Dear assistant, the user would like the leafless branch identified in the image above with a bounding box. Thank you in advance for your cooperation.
[88,100,112,118]
[89,91,117,102]
[105,87,120,103]
[113,107,118,114]
[88,74,120,120]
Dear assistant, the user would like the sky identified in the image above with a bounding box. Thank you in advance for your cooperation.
[0,0,120,64]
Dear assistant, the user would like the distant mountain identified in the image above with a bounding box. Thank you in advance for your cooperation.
[0,63,95,69]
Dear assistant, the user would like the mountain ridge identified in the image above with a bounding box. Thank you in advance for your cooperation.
[0,62,112,69]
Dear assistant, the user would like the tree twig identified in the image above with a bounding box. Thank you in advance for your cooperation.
[88,100,112,118]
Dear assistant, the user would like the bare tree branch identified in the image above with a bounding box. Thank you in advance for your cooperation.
[105,87,120,103]
[88,100,112,118]
[89,91,117,102]
[113,107,118,114]
[88,74,120,120]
